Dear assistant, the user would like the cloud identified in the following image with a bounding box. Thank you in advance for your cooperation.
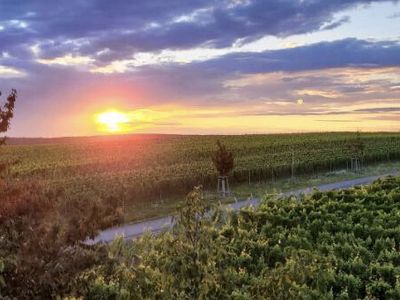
[37,55,95,67]
[296,89,342,99]
[83,38,400,105]
[3,39,400,112]
[0,65,25,78]
[2,35,400,136]
[353,107,400,113]
[195,38,400,74]
[237,106,400,116]
[320,16,351,30]
[315,119,360,122]
[0,0,398,63]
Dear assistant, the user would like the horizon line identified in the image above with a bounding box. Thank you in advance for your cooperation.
[5,130,400,141]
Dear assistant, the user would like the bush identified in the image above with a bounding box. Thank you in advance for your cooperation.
[0,179,120,299]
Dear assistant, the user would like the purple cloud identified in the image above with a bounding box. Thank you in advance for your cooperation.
[1,0,398,62]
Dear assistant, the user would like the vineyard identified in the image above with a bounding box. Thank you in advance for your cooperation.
[3,132,400,204]
[81,175,400,299]
[2,133,400,298]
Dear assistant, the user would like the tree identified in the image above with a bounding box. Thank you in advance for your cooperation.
[0,89,123,298]
[347,131,365,172]
[212,140,234,176]
[84,186,225,299]
[0,89,17,179]
[0,174,124,298]
[0,89,17,295]
[0,89,17,145]
[212,140,234,196]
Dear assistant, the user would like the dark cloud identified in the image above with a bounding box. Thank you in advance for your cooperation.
[2,38,400,111]
[320,16,351,30]
[150,38,400,89]
[237,107,400,117]
[123,38,400,104]
[195,38,400,74]
[0,0,398,62]
[354,107,400,113]
[0,0,210,60]
[2,32,400,136]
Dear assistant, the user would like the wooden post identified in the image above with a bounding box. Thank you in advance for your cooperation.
[350,157,361,172]
[218,176,230,197]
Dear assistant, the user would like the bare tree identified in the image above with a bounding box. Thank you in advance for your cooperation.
[212,140,234,196]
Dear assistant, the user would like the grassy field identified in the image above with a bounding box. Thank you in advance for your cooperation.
[3,132,400,222]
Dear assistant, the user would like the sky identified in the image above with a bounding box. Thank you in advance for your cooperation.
[0,0,399,137]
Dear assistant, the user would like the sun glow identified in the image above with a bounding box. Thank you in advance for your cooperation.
[96,111,131,133]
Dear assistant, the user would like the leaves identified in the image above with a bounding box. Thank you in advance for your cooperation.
[83,176,400,299]
[0,179,117,299]
[0,89,17,145]
[212,140,234,176]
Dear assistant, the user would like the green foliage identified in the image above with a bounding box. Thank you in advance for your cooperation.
[0,179,121,299]
[0,259,5,291]
[212,140,234,176]
[0,89,17,179]
[82,186,225,299]
[0,89,17,144]
[0,88,120,298]
[348,131,365,160]
[3,132,400,217]
[81,176,400,299]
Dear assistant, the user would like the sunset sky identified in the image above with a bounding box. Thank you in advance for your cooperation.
[1,0,399,137]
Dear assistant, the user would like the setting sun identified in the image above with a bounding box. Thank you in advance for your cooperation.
[3,1,400,297]
[96,111,131,133]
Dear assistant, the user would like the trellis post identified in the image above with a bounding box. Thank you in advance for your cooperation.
[217,176,230,197]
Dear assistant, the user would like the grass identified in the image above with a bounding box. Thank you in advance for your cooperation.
[123,160,399,224]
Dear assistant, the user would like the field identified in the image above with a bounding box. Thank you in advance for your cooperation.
[2,133,400,298]
[3,132,400,221]
[80,175,400,299]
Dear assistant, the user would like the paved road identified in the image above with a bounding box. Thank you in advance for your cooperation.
[85,173,397,244]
